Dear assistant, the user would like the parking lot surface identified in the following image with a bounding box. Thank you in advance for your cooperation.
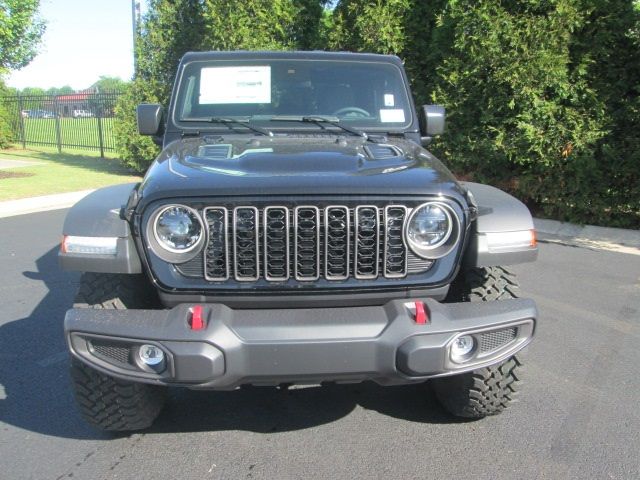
[1,209,638,479]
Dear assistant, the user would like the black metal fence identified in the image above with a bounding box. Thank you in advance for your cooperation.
[0,91,124,157]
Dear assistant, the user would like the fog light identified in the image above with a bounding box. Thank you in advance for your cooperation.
[138,344,164,366]
[451,335,475,362]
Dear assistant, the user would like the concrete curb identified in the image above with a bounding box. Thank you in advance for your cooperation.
[534,218,640,256]
[0,188,638,255]
[0,189,95,219]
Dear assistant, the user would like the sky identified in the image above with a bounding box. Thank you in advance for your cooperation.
[6,0,145,91]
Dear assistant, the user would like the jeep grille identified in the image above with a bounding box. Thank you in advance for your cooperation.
[187,203,431,283]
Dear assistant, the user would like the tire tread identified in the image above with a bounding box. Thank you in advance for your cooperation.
[70,272,164,431]
[435,266,524,419]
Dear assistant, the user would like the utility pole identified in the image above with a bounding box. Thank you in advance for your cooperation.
[131,0,140,76]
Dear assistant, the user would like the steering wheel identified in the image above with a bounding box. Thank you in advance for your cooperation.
[332,107,371,118]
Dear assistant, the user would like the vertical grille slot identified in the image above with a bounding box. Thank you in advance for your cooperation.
[204,207,229,281]
[355,206,379,279]
[325,206,350,280]
[233,207,259,281]
[384,205,408,278]
[294,206,320,281]
[264,206,290,281]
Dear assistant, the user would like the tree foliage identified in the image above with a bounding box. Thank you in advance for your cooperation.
[46,86,73,96]
[114,78,164,172]
[0,78,17,147]
[0,0,45,71]
[327,0,639,227]
[113,0,640,227]
[91,76,128,94]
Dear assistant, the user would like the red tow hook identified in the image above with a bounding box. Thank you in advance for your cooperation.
[414,301,429,325]
[189,305,205,330]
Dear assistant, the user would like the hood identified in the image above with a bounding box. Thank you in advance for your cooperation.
[137,136,465,208]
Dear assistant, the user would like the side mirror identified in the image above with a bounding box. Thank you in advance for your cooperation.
[136,104,163,136]
[420,105,445,146]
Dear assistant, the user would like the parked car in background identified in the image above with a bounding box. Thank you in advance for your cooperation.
[22,110,56,118]
[72,109,94,118]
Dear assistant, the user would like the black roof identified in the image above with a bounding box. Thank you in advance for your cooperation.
[180,50,402,65]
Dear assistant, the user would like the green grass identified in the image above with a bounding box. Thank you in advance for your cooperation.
[21,117,117,152]
[0,148,141,201]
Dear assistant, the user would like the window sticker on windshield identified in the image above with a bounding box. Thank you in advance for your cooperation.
[380,109,405,123]
[199,66,271,104]
[384,94,395,107]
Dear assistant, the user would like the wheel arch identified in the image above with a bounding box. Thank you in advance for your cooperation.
[59,183,143,274]
[461,182,538,267]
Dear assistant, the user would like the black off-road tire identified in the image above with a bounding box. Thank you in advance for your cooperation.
[73,272,159,310]
[433,266,524,419]
[71,358,166,431]
[70,272,166,431]
[445,265,520,302]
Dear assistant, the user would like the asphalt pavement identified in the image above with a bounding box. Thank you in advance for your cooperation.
[0,209,639,480]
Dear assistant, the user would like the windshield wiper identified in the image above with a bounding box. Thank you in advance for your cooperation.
[180,116,273,137]
[266,115,375,142]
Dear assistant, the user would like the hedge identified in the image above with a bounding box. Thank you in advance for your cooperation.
[114,0,640,228]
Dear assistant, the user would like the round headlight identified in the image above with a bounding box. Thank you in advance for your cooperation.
[153,205,202,253]
[406,202,453,257]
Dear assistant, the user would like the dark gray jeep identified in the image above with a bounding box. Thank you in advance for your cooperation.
[60,51,538,431]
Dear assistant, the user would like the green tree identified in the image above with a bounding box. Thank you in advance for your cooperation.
[19,86,45,96]
[329,0,411,54]
[292,0,332,49]
[91,76,128,94]
[114,78,164,171]
[327,0,444,103]
[567,0,640,226]
[426,1,639,226]
[328,0,639,227]
[46,86,73,96]
[88,77,129,117]
[0,0,45,71]
[16,86,45,111]
[0,78,18,147]
[202,0,328,51]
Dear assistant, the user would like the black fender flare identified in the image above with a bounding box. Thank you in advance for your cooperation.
[59,183,142,274]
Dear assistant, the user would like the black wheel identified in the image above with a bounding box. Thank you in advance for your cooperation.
[70,273,166,431]
[433,266,524,419]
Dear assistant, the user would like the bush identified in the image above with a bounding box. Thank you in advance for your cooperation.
[329,0,640,228]
[426,0,640,227]
[114,0,640,227]
[0,80,18,148]
[113,79,161,173]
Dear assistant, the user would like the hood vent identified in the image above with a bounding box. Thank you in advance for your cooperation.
[197,144,233,159]
[364,144,403,159]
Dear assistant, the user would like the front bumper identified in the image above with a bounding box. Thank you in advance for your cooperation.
[64,298,536,389]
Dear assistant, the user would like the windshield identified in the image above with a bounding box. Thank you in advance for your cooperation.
[174,59,413,131]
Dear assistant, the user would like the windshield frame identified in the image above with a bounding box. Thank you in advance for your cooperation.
[169,57,418,135]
